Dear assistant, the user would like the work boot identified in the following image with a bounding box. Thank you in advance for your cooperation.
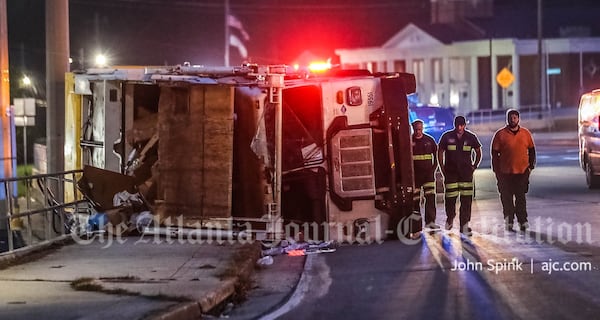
[445,221,453,230]
[519,222,529,231]
[425,222,441,231]
[460,224,473,237]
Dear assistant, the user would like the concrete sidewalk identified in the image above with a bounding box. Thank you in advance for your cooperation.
[0,234,264,320]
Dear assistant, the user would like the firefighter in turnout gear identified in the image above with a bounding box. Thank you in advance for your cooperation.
[437,116,482,236]
[411,120,440,237]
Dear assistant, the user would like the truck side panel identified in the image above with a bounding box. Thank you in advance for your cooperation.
[155,84,234,223]
[232,87,267,220]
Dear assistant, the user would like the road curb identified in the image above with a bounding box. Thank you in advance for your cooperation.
[259,254,312,319]
[147,301,202,320]
[149,243,261,320]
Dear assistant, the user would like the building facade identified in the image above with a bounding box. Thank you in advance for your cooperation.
[335,23,600,115]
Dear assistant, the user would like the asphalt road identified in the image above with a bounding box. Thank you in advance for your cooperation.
[256,133,600,320]
[276,232,600,320]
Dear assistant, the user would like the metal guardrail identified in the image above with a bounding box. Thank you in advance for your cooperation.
[466,105,553,124]
[0,170,92,254]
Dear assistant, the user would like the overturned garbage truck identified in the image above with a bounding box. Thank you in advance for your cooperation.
[64,64,417,242]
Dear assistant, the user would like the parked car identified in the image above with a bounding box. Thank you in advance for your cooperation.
[578,89,600,189]
[409,104,455,142]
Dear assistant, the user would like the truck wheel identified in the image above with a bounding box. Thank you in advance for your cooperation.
[585,161,600,189]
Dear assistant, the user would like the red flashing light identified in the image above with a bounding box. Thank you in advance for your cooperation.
[308,61,332,72]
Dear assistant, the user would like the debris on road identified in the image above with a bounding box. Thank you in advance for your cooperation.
[260,238,337,260]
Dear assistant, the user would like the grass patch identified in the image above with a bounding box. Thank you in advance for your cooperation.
[99,275,139,282]
[70,277,190,302]
[16,165,34,198]
[71,277,142,296]
[70,277,104,291]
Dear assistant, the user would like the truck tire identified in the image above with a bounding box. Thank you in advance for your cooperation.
[585,160,600,189]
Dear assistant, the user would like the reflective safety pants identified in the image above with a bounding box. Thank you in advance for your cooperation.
[413,180,436,226]
[444,175,474,228]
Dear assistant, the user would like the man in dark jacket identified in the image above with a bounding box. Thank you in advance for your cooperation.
[411,119,440,238]
[437,116,482,236]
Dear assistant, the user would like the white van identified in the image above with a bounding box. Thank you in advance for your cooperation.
[578,89,600,188]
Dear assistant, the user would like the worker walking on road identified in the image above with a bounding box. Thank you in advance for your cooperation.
[491,109,536,232]
[411,119,440,236]
[437,116,482,236]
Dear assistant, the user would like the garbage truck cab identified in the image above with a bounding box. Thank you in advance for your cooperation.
[273,70,417,242]
[65,65,417,243]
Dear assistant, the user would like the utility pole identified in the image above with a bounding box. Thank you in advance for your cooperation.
[224,0,230,67]
[537,0,547,109]
[0,0,14,182]
[0,0,15,227]
[45,0,69,187]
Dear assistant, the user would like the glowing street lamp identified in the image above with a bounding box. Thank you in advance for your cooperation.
[22,75,31,87]
[20,75,37,96]
[95,54,108,67]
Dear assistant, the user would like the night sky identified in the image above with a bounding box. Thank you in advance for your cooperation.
[5,0,599,91]
[7,0,428,76]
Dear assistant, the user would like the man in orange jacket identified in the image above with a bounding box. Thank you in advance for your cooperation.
[491,109,536,232]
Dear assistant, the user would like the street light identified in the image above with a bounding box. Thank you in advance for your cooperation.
[22,75,31,87]
[20,74,37,96]
[95,54,107,67]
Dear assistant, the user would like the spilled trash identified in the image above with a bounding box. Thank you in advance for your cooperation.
[256,255,274,266]
[76,166,156,237]
[82,190,154,237]
[257,237,337,266]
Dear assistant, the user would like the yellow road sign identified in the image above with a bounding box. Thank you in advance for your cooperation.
[496,67,514,89]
